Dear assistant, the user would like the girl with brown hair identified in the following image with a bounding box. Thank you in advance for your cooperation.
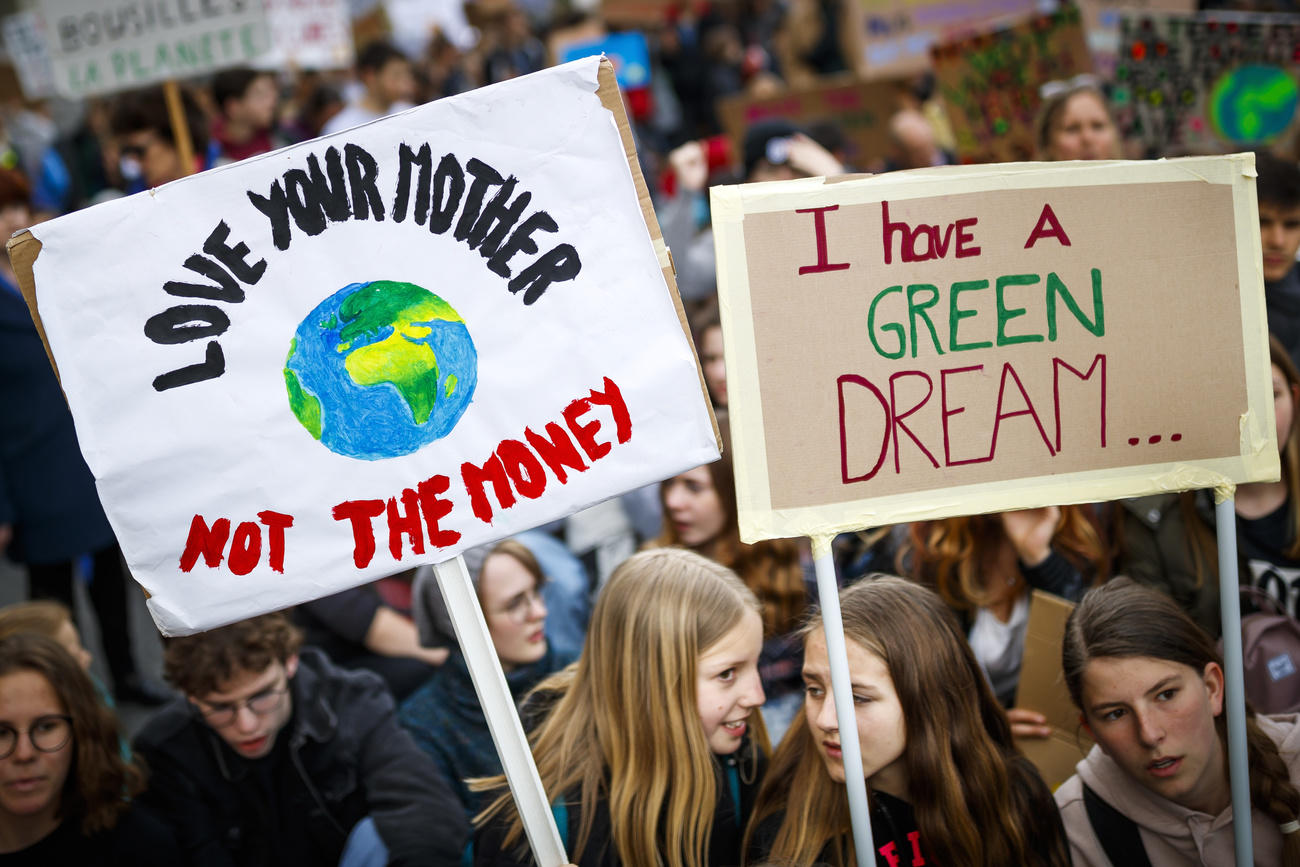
[1057,578,1300,866]
[900,505,1107,731]
[745,576,1069,867]
[0,633,178,864]
[474,548,768,867]
[655,412,810,740]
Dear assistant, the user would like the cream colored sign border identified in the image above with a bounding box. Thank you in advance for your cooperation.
[711,155,1276,543]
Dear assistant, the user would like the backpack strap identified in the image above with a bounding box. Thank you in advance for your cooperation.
[727,762,743,829]
[552,798,569,850]
[1083,782,1153,867]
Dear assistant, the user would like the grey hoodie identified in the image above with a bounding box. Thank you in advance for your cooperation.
[1054,714,1300,866]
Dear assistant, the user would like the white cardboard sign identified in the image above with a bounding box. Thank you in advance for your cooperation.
[17,58,717,634]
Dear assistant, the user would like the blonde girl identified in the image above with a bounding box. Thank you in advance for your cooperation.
[474,548,769,867]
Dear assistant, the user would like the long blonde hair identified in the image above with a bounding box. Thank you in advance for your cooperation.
[746,577,1069,867]
[475,548,768,867]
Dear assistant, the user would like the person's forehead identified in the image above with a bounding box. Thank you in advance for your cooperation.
[1260,201,1300,222]
[200,662,282,703]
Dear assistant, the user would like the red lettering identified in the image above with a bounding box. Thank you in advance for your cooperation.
[227,521,261,576]
[797,205,851,275]
[588,377,632,444]
[332,499,385,568]
[940,364,988,466]
[988,362,1056,460]
[564,398,609,461]
[1053,354,1107,451]
[461,454,514,524]
[498,439,547,499]
[525,422,588,483]
[257,510,294,573]
[838,374,890,483]
[878,840,901,867]
[416,474,461,548]
[387,489,424,560]
[179,515,230,572]
[889,370,939,473]
[1024,203,1071,248]
[908,829,926,864]
[955,217,980,257]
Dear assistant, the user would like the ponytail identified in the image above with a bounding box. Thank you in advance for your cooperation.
[1240,715,1300,867]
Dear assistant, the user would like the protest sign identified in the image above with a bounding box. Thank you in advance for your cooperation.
[10,57,718,635]
[845,0,1035,77]
[34,0,271,99]
[257,0,353,70]
[710,155,1274,542]
[1074,0,1194,77]
[2,10,57,100]
[558,31,651,90]
[716,76,910,171]
[1113,11,1300,155]
[931,6,1094,162]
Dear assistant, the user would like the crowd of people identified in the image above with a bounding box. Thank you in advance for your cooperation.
[2,2,1300,865]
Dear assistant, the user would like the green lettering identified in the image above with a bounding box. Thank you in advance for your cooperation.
[996,274,1043,346]
[949,279,992,352]
[907,284,944,359]
[868,285,905,360]
[1047,269,1105,340]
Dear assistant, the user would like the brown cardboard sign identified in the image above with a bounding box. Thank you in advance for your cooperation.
[1016,590,1093,789]
[711,156,1274,541]
[932,6,1094,162]
[843,0,1037,77]
[716,76,912,171]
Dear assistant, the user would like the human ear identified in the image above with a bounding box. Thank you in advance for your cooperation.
[1203,662,1225,716]
[285,654,300,680]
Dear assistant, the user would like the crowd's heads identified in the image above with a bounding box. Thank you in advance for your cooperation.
[1034,82,1120,161]
[163,611,301,699]
[0,634,142,835]
[478,540,549,670]
[110,87,209,187]
[887,108,942,170]
[743,119,802,182]
[212,67,278,130]
[0,601,92,671]
[1256,150,1300,283]
[356,40,416,108]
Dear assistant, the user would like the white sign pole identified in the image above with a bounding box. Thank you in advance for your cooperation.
[811,536,875,867]
[433,555,567,867]
[1214,490,1253,867]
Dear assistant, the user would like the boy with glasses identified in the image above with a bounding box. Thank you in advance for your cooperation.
[134,612,466,867]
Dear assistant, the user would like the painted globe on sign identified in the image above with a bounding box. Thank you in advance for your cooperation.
[283,280,477,460]
[1209,65,1299,145]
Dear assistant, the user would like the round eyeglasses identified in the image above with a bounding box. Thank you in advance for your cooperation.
[0,715,73,759]
[196,684,289,727]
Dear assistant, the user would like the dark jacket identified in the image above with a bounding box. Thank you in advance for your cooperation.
[475,737,765,867]
[747,756,1070,866]
[134,648,467,867]
[398,645,573,820]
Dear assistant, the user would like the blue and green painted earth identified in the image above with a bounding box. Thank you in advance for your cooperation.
[1209,65,1298,145]
[284,280,477,460]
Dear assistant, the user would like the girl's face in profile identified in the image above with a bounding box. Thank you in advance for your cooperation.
[1272,363,1297,452]
[481,553,548,671]
[802,629,908,798]
[663,466,727,551]
[1080,655,1226,815]
[696,609,765,755]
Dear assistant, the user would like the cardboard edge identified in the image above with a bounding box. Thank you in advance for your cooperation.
[7,230,57,382]
[594,57,721,454]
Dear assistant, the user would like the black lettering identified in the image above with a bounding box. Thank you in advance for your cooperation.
[486,211,557,278]
[309,149,351,223]
[393,143,432,225]
[144,304,231,345]
[345,144,384,221]
[247,181,292,251]
[284,168,326,237]
[454,158,503,242]
[202,220,265,285]
[469,177,530,256]
[429,153,464,234]
[152,341,225,391]
[163,253,243,302]
[508,244,581,304]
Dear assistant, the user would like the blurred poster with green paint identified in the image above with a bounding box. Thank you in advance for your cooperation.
[1114,11,1300,156]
